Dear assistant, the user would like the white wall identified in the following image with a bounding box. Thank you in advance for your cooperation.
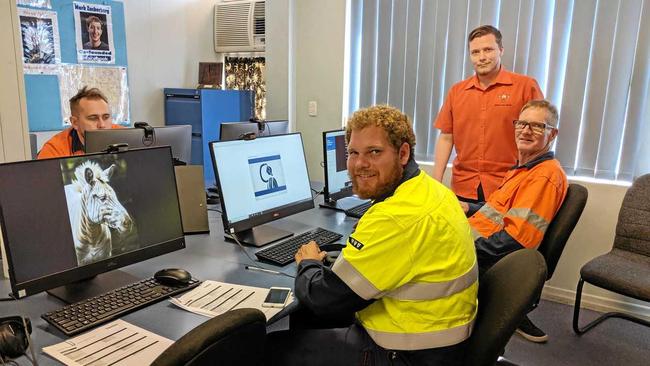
[124,0,223,126]
[292,0,347,181]
[0,0,30,163]
[265,0,289,120]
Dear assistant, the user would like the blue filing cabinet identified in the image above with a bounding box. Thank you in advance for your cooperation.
[164,88,253,187]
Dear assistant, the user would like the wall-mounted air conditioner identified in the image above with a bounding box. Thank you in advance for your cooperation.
[214,0,265,53]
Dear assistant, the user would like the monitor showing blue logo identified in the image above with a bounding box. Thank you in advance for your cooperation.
[248,155,287,198]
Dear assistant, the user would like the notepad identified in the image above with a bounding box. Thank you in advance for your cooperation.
[43,319,172,366]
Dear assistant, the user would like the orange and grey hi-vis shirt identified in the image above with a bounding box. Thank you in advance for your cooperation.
[469,152,567,270]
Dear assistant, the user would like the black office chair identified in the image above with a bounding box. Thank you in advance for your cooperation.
[573,174,650,335]
[151,308,267,366]
[537,183,588,281]
[465,249,547,366]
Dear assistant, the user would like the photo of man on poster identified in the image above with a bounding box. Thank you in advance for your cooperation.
[81,13,109,50]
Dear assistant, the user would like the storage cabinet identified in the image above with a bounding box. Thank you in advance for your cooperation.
[164,88,253,187]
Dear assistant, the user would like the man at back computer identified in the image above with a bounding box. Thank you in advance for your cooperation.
[38,86,122,159]
[264,105,478,365]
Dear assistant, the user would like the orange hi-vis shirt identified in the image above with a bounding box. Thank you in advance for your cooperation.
[435,68,543,200]
[37,125,124,159]
[468,153,567,249]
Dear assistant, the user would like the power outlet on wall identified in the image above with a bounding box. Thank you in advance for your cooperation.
[308,101,318,117]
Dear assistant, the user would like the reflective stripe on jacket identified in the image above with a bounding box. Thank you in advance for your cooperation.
[469,154,567,249]
[332,171,478,350]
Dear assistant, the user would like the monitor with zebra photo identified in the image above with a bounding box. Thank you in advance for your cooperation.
[0,146,184,301]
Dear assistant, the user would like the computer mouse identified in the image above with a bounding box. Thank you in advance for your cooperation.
[154,268,192,286]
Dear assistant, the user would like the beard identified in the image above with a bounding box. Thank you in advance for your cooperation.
[350,157,404,200]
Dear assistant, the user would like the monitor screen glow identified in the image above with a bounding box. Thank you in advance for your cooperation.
[209,133,313,235]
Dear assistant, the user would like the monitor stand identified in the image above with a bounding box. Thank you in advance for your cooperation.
[47,270,140,304]
[225,225,293,247]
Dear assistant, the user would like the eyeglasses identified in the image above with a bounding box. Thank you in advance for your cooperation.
[513,120,554,134]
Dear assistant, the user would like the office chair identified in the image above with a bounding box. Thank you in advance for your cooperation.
[537,183,588,281]
[573,173,650,335]
[151,308,267,366]
[465,249,547,366]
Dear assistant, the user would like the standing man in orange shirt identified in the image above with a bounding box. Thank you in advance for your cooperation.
[38,87,122,159]
[433,25,543,202]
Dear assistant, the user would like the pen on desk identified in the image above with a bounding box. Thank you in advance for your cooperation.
[245,265,282,275]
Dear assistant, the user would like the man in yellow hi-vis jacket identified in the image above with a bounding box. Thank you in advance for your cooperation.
[265,105,478,366]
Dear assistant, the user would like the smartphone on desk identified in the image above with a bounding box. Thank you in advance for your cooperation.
[262,287,292,308]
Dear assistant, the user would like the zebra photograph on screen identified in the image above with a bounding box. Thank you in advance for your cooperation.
[61,157,138,266]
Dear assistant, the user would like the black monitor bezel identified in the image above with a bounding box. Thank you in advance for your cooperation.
[208,133,315,234]
[219,122,260,141]
[322,129,353,202]
[84,125,192,164]
[258,120,289,137]
[219,120,290,141]
[0,147,186,299]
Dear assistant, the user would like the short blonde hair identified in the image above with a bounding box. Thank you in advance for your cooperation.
[345,105,416,157]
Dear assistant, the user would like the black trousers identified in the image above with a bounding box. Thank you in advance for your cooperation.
[264,308,467,366]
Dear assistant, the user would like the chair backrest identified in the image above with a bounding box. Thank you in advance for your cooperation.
[151,308,266,366]
[537,183,588,280]
[465,249,547,366]
[613,173,650,257]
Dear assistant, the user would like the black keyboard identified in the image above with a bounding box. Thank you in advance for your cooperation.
[255,227,343,266]
[42,277,200,336]
[345,201,372,218]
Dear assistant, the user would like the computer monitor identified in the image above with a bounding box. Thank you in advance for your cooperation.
[219,122,260,141]
[0,147,185,303]
[320,129,369,210]
[258,120,289,137]
[219,120,290,141]
[209,133,314,246]
[84,125,192,164]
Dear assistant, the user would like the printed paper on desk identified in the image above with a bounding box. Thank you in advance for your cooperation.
[43,319,172,366]
[170,280,290,320]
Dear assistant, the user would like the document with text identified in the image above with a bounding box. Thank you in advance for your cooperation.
[43,319,172,366]
[170,280,290,320]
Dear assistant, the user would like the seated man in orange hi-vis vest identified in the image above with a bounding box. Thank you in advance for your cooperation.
[38,86,122,159]
[461,99,568,344]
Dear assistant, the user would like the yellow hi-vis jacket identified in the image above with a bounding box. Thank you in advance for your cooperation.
[332,171,478,350]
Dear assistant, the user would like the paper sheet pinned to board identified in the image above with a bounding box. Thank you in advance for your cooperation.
[170,280,290,321]
[43,319,172,366]
[58,64,129,126]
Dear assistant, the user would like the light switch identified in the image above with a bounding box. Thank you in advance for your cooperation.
[308,101,318,116]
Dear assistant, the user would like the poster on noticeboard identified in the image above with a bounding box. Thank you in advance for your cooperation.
[73,1,115,64]
[18,7,61,74]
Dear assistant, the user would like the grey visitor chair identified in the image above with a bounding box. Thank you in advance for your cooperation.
[573,173,650,335]
[465,249,547,366]
[151,308,266,366]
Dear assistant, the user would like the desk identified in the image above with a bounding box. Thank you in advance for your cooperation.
[0,203,357,365]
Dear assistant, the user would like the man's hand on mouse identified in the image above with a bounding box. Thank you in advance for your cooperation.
[295,241,327,265]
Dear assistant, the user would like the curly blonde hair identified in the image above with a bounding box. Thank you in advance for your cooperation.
[345,105,416,158]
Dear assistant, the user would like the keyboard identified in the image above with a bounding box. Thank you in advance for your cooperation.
[344,201,372,218]
[42,277,200,336]
[255,227,343,266]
